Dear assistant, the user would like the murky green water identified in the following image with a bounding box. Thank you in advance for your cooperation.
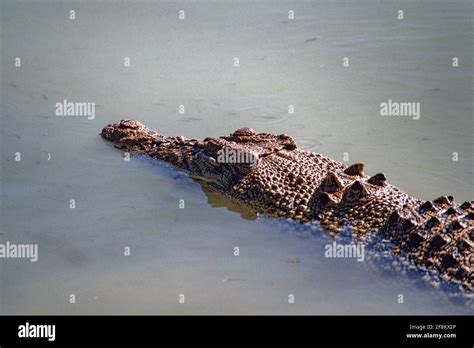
[1,0,472,314]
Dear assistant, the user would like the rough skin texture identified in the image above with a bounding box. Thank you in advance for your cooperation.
[101,119,473,292]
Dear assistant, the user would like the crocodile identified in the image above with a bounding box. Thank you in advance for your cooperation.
[101,119,473,293]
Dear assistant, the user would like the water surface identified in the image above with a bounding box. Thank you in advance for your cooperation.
[1,0,472,314]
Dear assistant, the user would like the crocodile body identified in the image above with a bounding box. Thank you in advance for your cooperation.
[101,119,473,292]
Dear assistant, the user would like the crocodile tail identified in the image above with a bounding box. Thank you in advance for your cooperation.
[382,197,473,291]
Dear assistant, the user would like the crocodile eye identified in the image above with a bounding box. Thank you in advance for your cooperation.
[277,134,297,150]
[283,143,297,150]
[232,127,256,137]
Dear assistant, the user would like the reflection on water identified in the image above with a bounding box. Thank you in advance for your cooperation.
[200,184,258,221]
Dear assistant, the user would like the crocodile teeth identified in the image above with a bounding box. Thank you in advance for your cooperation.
[319,172,344,193]
[367,173,387,186]
[343,162,365,176]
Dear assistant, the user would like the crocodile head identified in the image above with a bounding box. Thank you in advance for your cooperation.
[191,126,299,186]
[101,119,298,190]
